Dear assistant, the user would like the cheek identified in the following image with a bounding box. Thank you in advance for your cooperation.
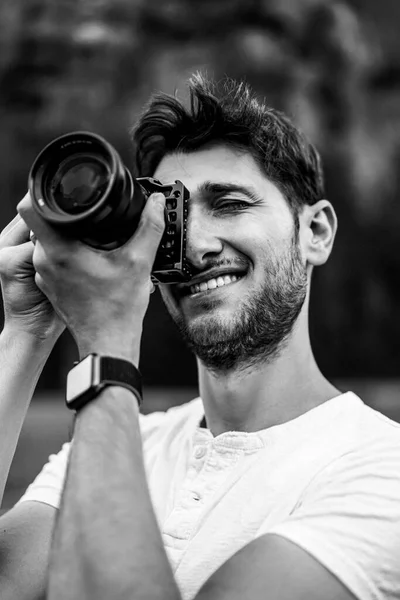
[248,229,296,276]
[234,212,292,252]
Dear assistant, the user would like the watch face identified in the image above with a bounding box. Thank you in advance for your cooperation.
[66,355,99,404]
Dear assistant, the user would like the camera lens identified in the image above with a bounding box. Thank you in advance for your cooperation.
[51,156,110,214]
[28,132,146,249]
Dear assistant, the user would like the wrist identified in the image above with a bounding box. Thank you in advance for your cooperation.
[76,337,141,368]
[1,324,56,362]
[66,354,142,413]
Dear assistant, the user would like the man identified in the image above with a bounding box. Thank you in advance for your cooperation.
[0,74,399,600]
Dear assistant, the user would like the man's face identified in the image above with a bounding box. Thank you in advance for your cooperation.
[154,144,308,373]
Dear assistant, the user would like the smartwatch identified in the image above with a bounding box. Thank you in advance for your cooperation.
[66,354,143,412]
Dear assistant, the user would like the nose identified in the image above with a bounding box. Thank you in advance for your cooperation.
[185,203,224,271]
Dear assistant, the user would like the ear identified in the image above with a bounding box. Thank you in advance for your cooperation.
[300,200,338,267]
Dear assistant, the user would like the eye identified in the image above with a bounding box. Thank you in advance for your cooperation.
[214,199,250,211]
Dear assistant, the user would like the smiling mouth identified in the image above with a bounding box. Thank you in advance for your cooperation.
[183,273,245,297]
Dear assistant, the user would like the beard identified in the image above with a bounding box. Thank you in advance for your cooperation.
[162,228,308,374]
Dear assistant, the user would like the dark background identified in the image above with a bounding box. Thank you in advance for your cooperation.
[1,0,400,508]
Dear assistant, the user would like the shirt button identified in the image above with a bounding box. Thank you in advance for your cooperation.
[194,446,206,459]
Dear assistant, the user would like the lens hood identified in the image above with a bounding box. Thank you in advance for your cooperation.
[28,131,131,226]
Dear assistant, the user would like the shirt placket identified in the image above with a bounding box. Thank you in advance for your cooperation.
[162,442,243,551]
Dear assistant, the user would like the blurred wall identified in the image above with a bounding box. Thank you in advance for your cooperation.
[1,0,400,391]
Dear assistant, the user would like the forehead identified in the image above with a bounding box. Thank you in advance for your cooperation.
[153,144,286,205]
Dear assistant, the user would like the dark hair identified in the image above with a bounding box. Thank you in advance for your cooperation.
[131,73,325,215]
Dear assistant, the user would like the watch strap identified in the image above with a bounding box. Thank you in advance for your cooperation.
[100,356,143,401]
[66,354,143,412]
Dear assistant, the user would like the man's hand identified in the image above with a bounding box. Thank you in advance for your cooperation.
[0,200,65,345]
[17,191,165,364]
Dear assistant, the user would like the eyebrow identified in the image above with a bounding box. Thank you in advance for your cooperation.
[197,181,265,205]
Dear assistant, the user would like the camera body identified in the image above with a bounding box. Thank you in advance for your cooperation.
[28,131,193,285]
[136,177,191,284]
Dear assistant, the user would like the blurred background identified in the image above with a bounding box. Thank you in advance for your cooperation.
[1,0,400,509]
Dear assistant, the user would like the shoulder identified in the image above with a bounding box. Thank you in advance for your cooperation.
[262,415,400,600]
[287,396,400,529]
[322,391,400,469]
[246,395,400,600]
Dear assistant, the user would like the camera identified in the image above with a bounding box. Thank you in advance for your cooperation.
[28,131,192,284]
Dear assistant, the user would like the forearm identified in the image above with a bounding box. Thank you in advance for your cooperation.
[48,387,181,600]
[0,327,52,504]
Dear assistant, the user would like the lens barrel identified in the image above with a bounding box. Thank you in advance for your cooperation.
[28,132,146,250]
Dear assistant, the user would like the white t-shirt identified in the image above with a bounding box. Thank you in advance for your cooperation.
[17,392,400,600]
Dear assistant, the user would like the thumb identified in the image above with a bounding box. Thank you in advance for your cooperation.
[129,192,166,266]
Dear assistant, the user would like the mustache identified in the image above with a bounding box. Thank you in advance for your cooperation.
[187,257,249,278]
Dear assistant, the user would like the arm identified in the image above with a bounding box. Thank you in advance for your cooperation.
[195,534,357,600]
[47,387,181,600]
[16,189,170,599]
[0,501,57,600]
[0,327,52,505]
[0,206,65,596]
[0,206,65,506]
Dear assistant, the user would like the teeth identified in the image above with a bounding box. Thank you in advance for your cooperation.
[217,276,225,287]
[189,274,242,295]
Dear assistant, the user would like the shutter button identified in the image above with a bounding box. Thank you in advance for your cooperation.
[194,446,206,459]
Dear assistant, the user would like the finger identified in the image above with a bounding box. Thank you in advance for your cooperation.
[17,192,76,252]
[129,193,166,266]
[31,239,50,277]
[147,276,156,294]
[34,271,47,296]
[0,212,30,249]
[0,241,34,278]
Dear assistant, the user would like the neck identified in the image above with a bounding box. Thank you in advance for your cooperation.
[197,316,340,437]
